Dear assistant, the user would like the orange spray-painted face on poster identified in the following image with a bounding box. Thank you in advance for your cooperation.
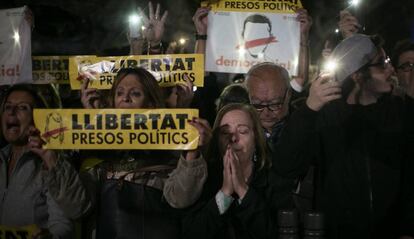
[238,14,278,59]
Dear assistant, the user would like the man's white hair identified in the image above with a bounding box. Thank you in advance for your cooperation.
[245,62,291,88]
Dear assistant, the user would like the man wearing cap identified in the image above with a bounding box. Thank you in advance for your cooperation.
[274,34,414,238]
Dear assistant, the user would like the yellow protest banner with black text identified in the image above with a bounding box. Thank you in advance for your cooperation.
[204,0,303,14]
[0,224,38,239]
[32,56,70,84]
[33,109,199,150]
[69,54,204,90]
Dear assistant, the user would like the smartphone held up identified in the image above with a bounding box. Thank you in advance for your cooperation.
[129,14,142,38]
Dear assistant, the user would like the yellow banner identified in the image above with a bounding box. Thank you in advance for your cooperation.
[203,0,303,13]
[0,224,38,239]
[33,109,199,150]
[31,56,95,84]
[69,54,204,90]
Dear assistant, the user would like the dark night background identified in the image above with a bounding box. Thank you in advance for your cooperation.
[1,0,413,63]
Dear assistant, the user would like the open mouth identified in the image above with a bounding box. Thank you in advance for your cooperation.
[4,117,21,132]
[6,121,20,131]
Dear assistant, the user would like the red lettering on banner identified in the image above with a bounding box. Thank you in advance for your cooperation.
[215,56,292,70]
[0,64,20,76]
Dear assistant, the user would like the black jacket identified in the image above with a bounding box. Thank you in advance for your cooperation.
[183,160,294,239]
[274,95,414,238]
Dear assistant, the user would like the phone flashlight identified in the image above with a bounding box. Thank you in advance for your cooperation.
[128,14,141,38]
[349,0,360,7]
[179,38,186,45]
[323,60,338,74]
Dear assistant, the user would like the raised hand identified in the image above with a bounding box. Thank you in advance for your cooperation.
[139,2,168,45]
[176,75,194,108]
[189,117,212,148]
[193,7,209,35]
[27,126,57,171]
[338,10,360,39]
[306,73,342,111]
[321,40,333,61]
[24,8,35,30]
[80,78,101,109]
[296,8,312,42]
[186,117,212,160]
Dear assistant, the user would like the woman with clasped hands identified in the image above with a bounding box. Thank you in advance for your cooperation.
[183,103,294,239]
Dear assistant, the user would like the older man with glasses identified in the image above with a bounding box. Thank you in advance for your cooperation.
[245,62,313,217]
[245,62,296,145]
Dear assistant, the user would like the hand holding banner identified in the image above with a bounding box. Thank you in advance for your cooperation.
[69,54,204,90]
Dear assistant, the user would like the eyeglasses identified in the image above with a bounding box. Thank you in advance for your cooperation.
[251,91,288,113]
[397,62,414,72]
[252,102,284,112]
[366,56,392,69]
[2,102,33,114]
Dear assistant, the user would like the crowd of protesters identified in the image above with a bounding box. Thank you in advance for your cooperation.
[0,2,413,239]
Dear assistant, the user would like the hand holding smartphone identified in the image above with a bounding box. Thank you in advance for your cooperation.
[129,14,141,38]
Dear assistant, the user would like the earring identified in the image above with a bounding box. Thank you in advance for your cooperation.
[253,151,258,162]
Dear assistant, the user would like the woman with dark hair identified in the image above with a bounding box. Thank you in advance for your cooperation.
[79,67,210,239]
[0,84,87,238]
[108,67,165,108]
[81,67,164,109]
[183,103,294,239]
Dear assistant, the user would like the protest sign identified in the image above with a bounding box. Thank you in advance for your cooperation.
[0,6,32,85]
[32,56,71,84]
[34,108,199,150]
[204,0,302,76]
[69,54,204,90]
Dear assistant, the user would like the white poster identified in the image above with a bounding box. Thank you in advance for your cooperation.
[205,0,301,76]
[0,6,32,85]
